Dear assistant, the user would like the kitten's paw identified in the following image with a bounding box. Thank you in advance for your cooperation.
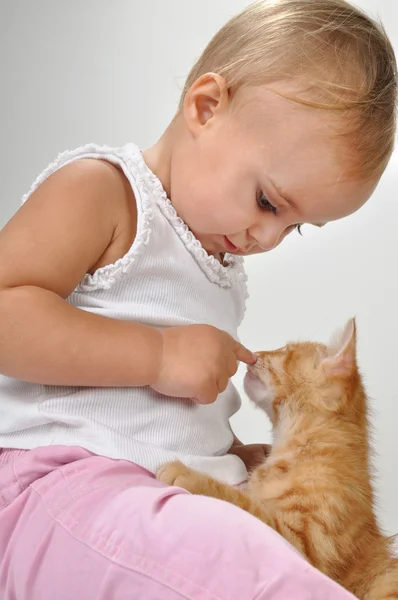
[157,461,192,487]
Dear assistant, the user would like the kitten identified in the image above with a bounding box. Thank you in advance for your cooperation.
[158,320,398,599]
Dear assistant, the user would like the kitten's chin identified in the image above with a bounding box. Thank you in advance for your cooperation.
[244,371,275,421]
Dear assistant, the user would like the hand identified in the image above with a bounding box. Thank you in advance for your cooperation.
[229,440,271,472]
[151,324,256,404]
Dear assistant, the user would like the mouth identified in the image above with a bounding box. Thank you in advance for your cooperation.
[224,236,239,253]
[244,367,275,420]
[244,368,266,398]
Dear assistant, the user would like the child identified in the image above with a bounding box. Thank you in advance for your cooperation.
[0,0,396,598]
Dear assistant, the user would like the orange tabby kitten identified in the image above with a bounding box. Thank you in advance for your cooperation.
[158,320,398,599]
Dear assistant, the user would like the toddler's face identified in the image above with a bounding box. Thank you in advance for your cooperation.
[167,79,377,257]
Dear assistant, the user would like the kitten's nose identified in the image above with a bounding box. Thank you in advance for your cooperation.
[250,352,266,365]
[248,354,264,375]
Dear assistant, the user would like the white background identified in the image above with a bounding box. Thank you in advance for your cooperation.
[1,1,397,535]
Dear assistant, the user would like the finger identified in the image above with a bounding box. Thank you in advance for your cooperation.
[233,342,257,365]
[227,354,238,377]
[194,383,219,405]
[217,374,229,394]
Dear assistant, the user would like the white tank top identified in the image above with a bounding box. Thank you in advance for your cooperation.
[0,143,249,484]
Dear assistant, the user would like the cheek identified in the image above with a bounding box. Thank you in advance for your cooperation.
[172,139,255,233]
[176,182,252,235]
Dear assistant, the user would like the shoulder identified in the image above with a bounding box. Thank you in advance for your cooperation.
[26,155,137,245]
[0,155,138,297]
[40,157,138,278]
[42,157,132,215]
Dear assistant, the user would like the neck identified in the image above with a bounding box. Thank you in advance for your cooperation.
[142,116,182,199]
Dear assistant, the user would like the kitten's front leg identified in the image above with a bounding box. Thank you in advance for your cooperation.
[157,461,203,492]
[157,461,226,499]
[157,461,269,523]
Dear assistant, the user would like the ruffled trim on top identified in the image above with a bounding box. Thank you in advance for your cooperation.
[135,148,248,291]
[21,143,154,292]
[22,142,248,303]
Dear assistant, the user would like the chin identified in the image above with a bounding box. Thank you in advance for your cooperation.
[244,371,275,422]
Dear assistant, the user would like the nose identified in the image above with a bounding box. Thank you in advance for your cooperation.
[248,354,265,374]
[249,222,296,251]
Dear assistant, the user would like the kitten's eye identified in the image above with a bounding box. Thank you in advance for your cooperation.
[296,224,303,236]
[257,192,277,214]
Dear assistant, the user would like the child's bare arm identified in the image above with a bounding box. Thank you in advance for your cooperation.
[0,160,255,396]
[0,158,163,387]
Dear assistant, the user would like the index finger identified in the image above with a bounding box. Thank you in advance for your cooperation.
[233,342,257,365]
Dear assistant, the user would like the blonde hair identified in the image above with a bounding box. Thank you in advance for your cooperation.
[180,0,397,180]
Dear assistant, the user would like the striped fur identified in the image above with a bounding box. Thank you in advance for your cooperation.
[158,320,398,599]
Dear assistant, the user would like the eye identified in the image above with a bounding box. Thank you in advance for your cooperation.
[257,191,276,214]
[296,224,303,235]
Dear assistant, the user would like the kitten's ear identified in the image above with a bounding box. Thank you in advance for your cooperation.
[322,318,357,378]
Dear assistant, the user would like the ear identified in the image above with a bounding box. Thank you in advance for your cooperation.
[183,73,229,133]
[322,318,357,378]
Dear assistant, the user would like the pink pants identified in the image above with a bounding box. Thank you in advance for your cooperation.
[0,446,356,600]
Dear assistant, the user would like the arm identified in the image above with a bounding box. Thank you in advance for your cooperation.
[0,158,255,398]
[0,158,162,387]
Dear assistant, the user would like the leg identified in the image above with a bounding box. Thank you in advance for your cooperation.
[0,447,357,600]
